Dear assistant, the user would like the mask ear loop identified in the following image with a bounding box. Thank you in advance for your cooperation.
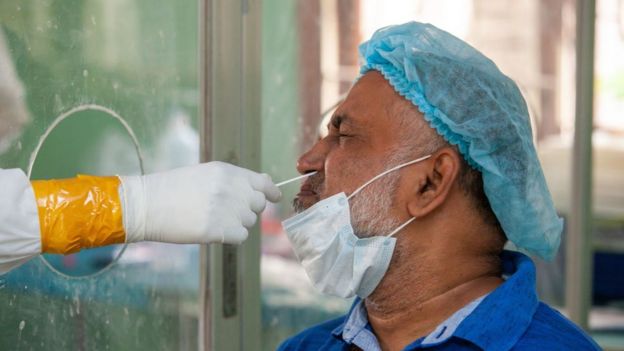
[346,154,432,200]
[387,217,416,237]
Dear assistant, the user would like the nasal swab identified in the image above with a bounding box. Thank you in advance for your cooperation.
[276,172,317,187]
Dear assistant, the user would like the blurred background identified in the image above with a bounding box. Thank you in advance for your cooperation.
[0,0,622,350]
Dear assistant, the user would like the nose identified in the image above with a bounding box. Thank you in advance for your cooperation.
[296,140,328,175]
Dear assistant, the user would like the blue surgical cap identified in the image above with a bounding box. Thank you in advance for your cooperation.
[359,22,563,260]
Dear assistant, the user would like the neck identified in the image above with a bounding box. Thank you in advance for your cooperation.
[364,235,503,351]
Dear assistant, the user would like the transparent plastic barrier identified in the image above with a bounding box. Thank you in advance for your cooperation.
[0,1,201,349]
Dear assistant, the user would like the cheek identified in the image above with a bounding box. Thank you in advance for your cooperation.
[324,151,375,196]
[322,151,355,195]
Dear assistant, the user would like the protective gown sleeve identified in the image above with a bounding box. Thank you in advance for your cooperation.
[0,169,127,274]
[0,168,42,273]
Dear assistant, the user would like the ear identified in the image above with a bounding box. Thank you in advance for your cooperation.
[406,148,461,218]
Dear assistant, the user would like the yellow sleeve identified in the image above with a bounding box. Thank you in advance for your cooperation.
[31,175,126,255]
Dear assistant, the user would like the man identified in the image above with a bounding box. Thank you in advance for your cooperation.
[279,22,599,350]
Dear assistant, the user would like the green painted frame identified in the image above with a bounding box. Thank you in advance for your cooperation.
[199,0,263,349]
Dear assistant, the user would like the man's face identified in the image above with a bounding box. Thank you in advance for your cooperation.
[294,71,410,215]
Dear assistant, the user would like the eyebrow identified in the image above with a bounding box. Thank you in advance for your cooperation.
[328,114,352,130]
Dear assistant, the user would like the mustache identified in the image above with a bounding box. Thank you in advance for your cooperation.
[305,172,325,194]
[292,172,325,213]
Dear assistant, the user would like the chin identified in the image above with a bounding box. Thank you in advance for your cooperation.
[292,196,318,213]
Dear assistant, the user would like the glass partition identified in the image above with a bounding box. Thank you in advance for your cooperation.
[2,1,621,349]
[0,1,201,349]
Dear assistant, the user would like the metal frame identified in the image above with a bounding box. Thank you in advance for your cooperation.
[199,0,263,349]
[565,0,596,330]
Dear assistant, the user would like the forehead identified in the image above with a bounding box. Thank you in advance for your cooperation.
[330,71,405,127]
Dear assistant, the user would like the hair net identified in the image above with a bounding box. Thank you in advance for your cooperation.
[358,22,562,260]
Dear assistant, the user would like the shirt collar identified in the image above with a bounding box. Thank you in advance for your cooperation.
[332,295,488,351]
[452,250,539,351]
[420,295,486,346]
[331,297,360,338]
[331,250,539,351]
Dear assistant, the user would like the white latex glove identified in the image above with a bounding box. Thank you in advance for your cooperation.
[119,161,281,245]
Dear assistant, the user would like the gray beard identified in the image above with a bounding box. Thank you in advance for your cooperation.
[349,169,401,238]
[292,198,309,214]
[292,153,407,237]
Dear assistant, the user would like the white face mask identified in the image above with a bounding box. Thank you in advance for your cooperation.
[282,154,431,299]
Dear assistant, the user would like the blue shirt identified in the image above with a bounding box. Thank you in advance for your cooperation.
[278,251,601,351]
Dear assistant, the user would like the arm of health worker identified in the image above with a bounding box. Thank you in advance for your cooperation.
[0,162,282,273]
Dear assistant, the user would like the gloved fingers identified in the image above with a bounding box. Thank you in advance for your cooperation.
[240,209,258,228]
[221,225,249,244]
[248,190,267,213]
[248,173,282,203]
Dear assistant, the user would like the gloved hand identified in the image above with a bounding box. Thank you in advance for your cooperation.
[119,161,281,245]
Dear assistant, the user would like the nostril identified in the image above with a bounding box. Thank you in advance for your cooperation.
[296,157,315,175]
[296,141,328,175]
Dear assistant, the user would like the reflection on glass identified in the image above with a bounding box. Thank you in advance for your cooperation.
[0,0,200,349]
